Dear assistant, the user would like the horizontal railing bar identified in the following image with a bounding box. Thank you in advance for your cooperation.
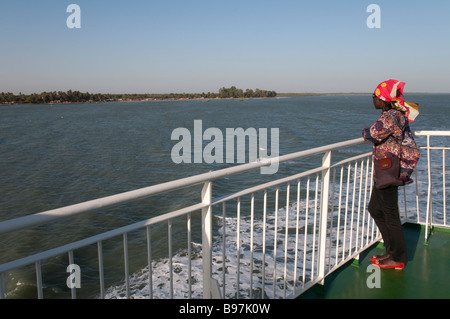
[276,137,365,163]
[331,152,372,169]
[0,202,207,273]
[212,166,325,205]
[212,151,373,207]
[414,221,450,228]
[419,146,450,150]
[286,277,323,299]
[415,131,450,136]
[0,138,365,236]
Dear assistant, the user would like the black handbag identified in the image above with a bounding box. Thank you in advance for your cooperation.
[373,156,403,189]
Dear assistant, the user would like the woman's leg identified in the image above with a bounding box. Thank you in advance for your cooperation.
[369,186,391,254]
[369,185,407,263]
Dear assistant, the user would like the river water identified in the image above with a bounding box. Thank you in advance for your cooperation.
[0,94,448,298]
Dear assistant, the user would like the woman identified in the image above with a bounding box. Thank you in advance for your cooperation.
[362,79,420,270]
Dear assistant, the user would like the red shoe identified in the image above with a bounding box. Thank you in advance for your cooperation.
[372,258,405,270]
[369,253,390,263]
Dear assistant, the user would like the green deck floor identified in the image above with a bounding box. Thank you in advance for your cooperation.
[299,224,450,299]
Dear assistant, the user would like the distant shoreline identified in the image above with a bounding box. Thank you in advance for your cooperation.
[0,96,280,106]
[0,86,277,106]
[0,92,368,106]
[1,91,446,106]
[1,97,278,106]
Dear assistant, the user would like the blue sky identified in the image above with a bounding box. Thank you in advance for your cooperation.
[1,0,449,94]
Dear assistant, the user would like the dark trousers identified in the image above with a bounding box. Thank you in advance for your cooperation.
[368,185,408,264]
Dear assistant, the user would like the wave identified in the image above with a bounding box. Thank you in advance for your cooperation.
[103,200,315,299]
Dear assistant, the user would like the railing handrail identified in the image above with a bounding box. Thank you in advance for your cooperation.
[0,137,365,236]
[415,130,450,136]
[0,202,208,273]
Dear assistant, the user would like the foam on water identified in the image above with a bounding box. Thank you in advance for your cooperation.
[103,200,310,299]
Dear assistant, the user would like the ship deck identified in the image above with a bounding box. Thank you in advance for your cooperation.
[299,223,450,299]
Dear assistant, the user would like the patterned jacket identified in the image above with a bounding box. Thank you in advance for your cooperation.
[362,109,420,184]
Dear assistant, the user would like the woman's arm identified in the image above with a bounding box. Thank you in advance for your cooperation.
[362,112,396,145]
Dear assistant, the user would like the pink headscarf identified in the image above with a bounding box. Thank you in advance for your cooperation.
[374,79,419,122]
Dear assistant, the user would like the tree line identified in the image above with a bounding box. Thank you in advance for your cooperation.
[218,86,277,98]
[0,87,277,105]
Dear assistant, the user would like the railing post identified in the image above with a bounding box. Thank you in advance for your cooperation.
[318,151,331,285]
[201,181,213,298]
[425,135,432,243]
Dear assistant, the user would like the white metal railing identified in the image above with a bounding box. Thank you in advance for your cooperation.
[0,132,448,299]
[210,149,380,298]
[414,131,450,241]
